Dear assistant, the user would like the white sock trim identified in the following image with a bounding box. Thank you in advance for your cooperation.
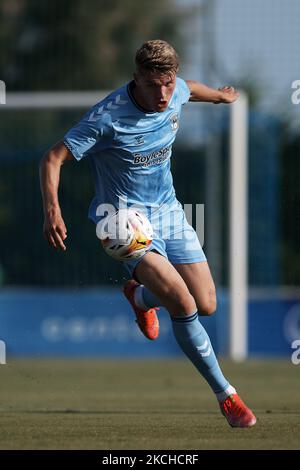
[215,385,237,402]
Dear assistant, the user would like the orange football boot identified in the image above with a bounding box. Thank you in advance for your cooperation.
[123,279,159,340]
[219,394,257,428]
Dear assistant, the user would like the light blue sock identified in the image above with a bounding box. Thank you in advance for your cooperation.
[134,285,161,309]
[171,311,229,394]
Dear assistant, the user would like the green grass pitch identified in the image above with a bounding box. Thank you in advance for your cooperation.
[0,359,299,450]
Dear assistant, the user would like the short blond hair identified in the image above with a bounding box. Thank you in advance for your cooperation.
[135,40,179,75]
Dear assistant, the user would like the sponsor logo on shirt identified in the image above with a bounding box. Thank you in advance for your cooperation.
[133,146,171,167]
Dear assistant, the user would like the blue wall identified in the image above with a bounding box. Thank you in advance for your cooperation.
[1,288,299,358]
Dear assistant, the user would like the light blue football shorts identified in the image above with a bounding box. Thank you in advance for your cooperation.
[122,199,206,279]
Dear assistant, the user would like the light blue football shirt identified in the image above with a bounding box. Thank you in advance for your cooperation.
[63,77,190,222]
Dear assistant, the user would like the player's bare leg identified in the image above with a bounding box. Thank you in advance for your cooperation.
[133,251,197,317]
[173,261,217,316]
[130,260,217,317]
[124,251,256,428]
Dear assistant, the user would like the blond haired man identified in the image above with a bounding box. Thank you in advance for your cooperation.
[40,40,256,428]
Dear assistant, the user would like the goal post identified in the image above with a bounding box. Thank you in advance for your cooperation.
[229,91,249,361]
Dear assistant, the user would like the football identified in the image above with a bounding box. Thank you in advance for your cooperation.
[97,209,153,261]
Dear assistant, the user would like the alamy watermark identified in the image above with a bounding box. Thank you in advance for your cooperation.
[291,339,300,365]
[0,80,6,104]
[0,340,6,364]
[291,80,300,104]
[95,199,205,248]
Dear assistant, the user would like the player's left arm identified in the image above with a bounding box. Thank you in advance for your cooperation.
[186,80,239,104]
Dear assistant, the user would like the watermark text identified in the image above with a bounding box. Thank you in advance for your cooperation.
[95,199,205,247]
[0,340,6,364]
[291,80,300,104]
[0,80,6,104]
[291,339,300,365]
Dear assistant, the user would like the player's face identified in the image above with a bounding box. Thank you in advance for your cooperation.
[133,71,176,112]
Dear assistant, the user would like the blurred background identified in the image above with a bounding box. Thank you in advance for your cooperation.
[0,0,299,360]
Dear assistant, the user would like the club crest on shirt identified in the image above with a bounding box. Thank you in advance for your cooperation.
[170,113,179,131]
[134,135,145,145]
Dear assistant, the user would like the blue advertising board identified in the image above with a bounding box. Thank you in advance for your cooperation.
[0,288,299,358]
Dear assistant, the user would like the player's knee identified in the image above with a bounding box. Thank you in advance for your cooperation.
[179,292,197,314]
[170,291,197,316]
[197,290,217,316]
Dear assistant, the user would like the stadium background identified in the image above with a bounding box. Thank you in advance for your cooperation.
[0,0,299,450]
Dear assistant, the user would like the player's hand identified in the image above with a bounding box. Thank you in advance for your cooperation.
[43,209,67,251]
[218,86,239,104]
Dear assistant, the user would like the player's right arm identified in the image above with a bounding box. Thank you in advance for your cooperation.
[39,141,74,251]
